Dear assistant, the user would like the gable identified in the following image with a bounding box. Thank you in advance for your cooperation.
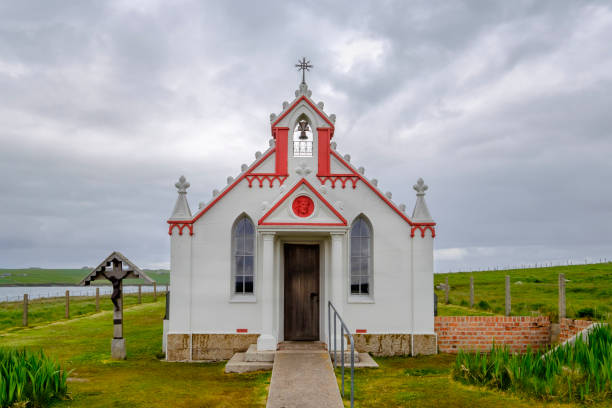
[330,153,356,174]
[259,178,347,226]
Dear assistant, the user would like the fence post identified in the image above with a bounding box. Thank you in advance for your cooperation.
[559,273,566,319]
[165,285,169,294]
[445,277,449,304]
[96,287,100,312]
[505,275,511,316]
[65,290,70,319]
[469,276,474,308]
[23,294,28,326]
[138,284,142,304]
[153,282,157,302]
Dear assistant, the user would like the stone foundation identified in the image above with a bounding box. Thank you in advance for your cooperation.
[412,334,437,355]
[351,333,437,356]
[166,333,259,361]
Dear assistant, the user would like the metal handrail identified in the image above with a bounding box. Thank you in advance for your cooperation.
[328,301,355,407]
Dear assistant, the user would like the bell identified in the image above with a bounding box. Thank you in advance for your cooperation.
[298,120,310,140]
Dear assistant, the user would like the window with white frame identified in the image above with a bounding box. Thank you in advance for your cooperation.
[350,216,372,295]
[232,215,255,295]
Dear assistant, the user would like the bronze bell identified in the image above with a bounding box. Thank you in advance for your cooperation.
[297,120,310,140]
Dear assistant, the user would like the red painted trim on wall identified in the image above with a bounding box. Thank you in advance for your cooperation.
[274,128,289,174]
[410,225,436,238]
[245,174,288,188]
[317,128,331,176]
[329,150,437,234]
[317,175,359,189]
[236,328,248,333]
[167,222,194,236]
[356,329,367,334]
[259,178,348,226]
[271,96,335,133]
[166,148,281,233]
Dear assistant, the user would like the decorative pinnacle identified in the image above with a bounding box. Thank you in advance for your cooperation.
[295,57,313,84]
[413,178,428,195]
[175,175,190,194]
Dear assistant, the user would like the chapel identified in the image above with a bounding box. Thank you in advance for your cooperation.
[164,66,437,361]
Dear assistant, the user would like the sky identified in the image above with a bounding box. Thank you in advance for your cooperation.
[1,0,611,272]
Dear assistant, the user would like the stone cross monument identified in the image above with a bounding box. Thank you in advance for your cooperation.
[79,251,153,359]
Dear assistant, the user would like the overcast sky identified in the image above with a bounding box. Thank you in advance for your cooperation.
[1,1,611,272]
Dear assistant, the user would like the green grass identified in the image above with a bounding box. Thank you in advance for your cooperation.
[0,302,270,407]
[453,325,612,403]
[0,268,169,286]
[0,293,164,332]
[435,263,612,320]
[337,355,587,407]
[2,297,609,407]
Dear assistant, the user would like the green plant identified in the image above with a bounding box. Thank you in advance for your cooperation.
[0,348,69,407]
[477,300,490,310]
[452,325,612,402]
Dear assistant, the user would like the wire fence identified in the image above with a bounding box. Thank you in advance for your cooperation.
[0,285,169,303]
[444,258,610,274]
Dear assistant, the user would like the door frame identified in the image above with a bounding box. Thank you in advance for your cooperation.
[276,237,327,342]
[283,243,320,341]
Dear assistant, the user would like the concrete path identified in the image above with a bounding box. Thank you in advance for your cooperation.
[266,344,343,408]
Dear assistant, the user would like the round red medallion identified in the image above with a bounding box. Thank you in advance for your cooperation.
[292,195,314,218]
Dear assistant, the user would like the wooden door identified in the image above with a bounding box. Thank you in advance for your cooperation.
[284,244,320,341]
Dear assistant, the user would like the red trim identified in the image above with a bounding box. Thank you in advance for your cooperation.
[167,148,278,230]
[245,174,288,188]
[356,329,367,334]
[167,222,193,236]
[271,96,335,134]
[259,178,347,226]
[411,225,436,238]
[274,128,289,174]
[317,128,331,176]
[236,328,248,333]
[329,150,436,233]
[246,148,276,174]
[317,174,359,189]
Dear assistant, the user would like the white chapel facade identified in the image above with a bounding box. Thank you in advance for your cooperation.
[165,75,437,361]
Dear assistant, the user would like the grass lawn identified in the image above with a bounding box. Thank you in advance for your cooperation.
[337,355,608,408]
[0,301,270,407]
[3,297,610,407]
[434,263,612,320]
[0,292,164,331]
[0,268,170,285]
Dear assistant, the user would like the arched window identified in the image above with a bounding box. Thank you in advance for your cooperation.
[350,216,372,295]
[232,215,255,294]
[293,114,313,157]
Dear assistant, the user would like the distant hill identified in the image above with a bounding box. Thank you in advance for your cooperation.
[435,262,612,320]
[0,268,170,286]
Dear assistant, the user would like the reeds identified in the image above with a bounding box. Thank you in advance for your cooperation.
[452,324,612,402]
[0,348,69,407]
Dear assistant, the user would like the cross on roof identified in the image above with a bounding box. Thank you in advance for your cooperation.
[295,57,313,84]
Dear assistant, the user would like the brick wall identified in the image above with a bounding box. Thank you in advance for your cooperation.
[559,318,593,342]
[435,316,550,353]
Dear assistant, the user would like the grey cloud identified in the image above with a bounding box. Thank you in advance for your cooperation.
[0,0,611,270]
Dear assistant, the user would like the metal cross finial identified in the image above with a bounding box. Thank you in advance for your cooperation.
[295,57,313,84]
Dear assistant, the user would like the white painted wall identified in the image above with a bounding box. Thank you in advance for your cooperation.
[168,91,435,343]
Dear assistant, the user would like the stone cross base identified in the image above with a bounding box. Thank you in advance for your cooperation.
[111,338,126,360]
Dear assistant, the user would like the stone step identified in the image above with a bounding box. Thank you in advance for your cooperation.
[329,350,360,363]
[224,352,273,373]
[245,344,275,362]
[277,341,327,351]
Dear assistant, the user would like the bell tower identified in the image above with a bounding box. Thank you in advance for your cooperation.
[269,59,336,178]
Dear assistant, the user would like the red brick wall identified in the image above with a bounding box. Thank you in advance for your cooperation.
[435,316,550,353]
[559,318,593,342]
